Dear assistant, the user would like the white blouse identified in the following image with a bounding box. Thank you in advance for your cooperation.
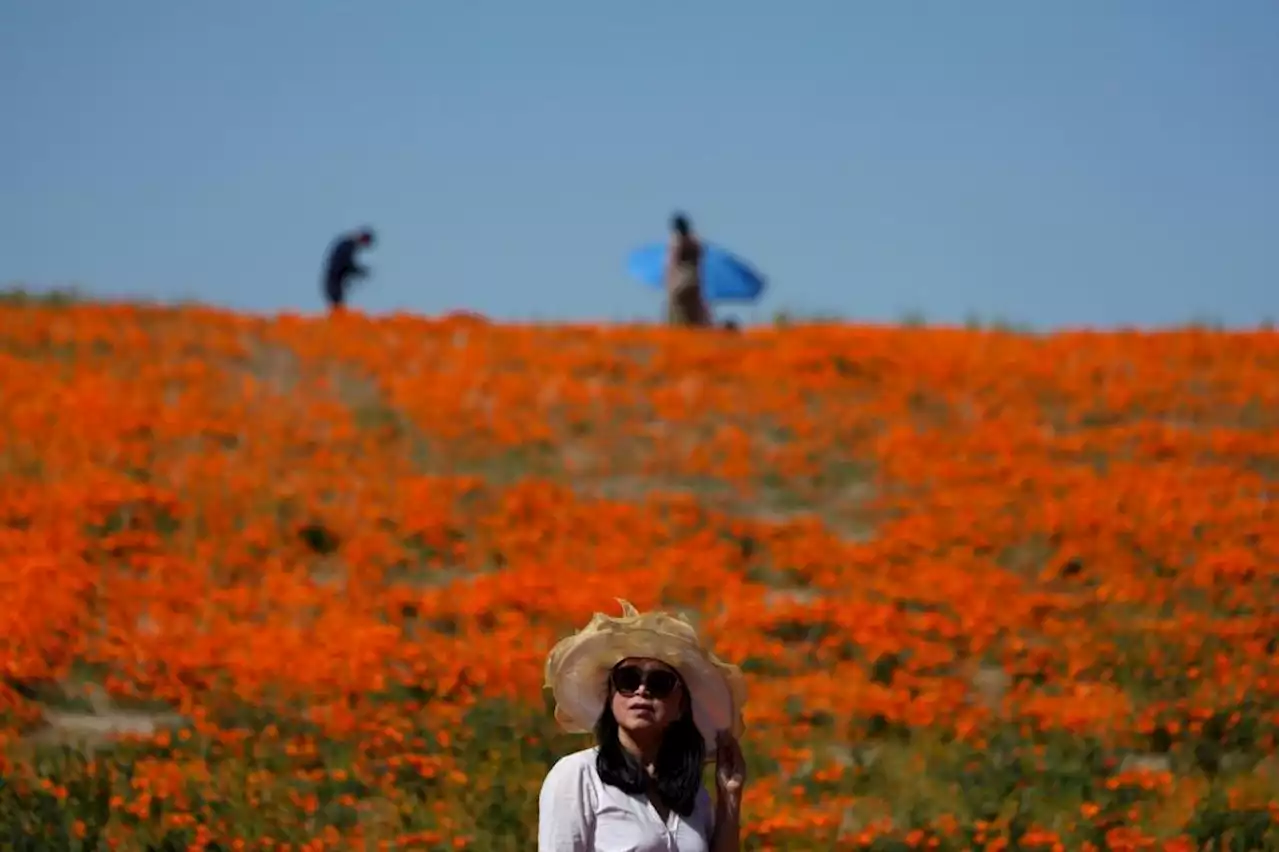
[538,747,715,852]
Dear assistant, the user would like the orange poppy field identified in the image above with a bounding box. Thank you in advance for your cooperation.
[0,302,1275,851]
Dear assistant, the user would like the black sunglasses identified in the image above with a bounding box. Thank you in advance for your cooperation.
[611,664,680,699]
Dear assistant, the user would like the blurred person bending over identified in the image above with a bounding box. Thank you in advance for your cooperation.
[322,227,376,313]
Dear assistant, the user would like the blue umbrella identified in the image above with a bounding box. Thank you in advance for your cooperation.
[626,242,767,302]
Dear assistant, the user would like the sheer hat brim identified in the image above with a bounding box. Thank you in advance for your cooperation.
[544,600,746,757]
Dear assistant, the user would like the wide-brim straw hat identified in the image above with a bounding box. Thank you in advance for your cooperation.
[544,599,746,757]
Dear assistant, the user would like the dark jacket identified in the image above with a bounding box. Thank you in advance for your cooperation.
[324,235,369,292]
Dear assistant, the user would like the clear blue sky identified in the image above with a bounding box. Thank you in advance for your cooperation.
[2,1,1274,327]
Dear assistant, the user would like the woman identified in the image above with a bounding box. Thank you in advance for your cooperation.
[539,600,748,851]
[666,213,713,328]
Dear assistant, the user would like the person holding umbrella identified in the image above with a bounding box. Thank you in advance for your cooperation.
[665,213,713,328]
[626,218,767,325]
[322,227,376,313]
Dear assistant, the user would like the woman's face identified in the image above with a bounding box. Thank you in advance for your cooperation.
[609,657,685,735]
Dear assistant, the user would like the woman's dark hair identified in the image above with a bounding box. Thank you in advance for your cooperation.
[593,672,706,816]
[670,213,691,237]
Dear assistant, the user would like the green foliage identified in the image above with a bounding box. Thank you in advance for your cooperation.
[0,286,84,307]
